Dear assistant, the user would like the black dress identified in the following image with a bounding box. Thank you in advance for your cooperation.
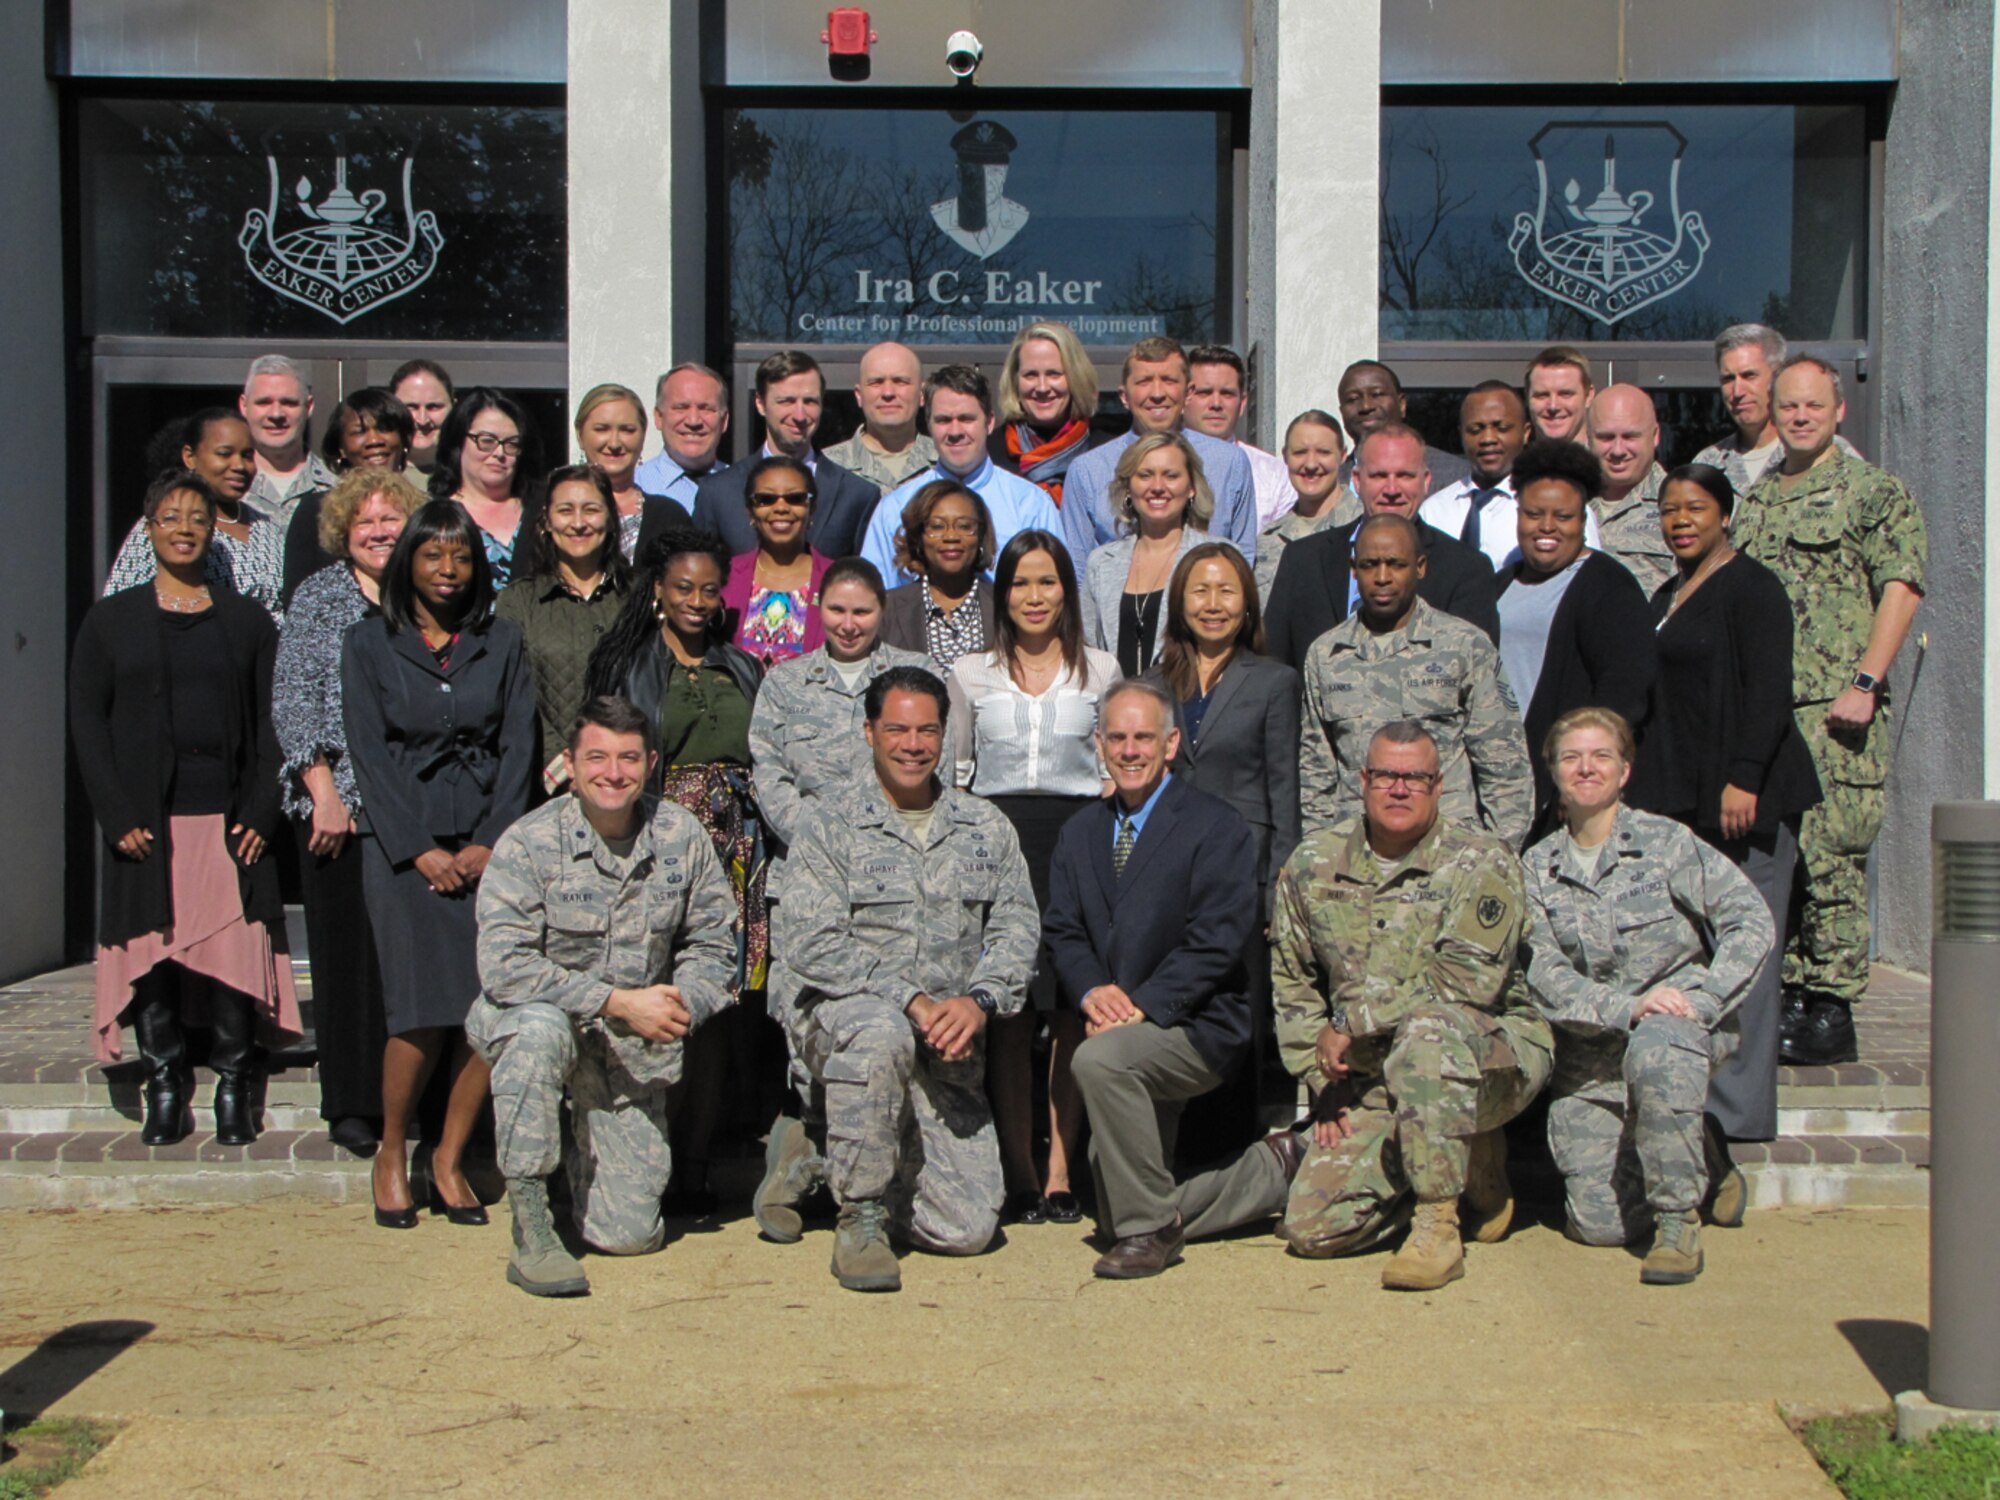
[341,615,536,1033]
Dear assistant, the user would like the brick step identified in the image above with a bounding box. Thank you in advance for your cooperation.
[0,1130,373,1209]
[1735,1133,1929,1209]
[1778,1106,1929,1137]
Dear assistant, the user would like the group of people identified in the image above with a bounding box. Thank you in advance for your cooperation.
[68,318,1925,1299]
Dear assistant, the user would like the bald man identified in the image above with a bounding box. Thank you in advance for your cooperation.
[824,342,938,490]
[1586,385,1675,596]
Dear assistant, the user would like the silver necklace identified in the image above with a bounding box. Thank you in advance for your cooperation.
[156,585,212,613]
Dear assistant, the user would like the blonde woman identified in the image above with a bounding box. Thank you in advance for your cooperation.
[990,320,1109,506]
[574,382,678,555]
[1082,432,1235,676]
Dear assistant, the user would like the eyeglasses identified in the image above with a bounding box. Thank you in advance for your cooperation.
[150,510,214,531]
[465,432,524,455]
[749,490,811,508]
[1362,767,1440,790]
[923,519,981,536]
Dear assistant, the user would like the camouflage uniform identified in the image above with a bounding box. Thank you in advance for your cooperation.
[1522,807,1774,1244]
[1299,596,1533,848]
[1592,461,1674,598]
[822,432,939,493]
[467,794,739,1254]
[1270,815,1553,1256]
[747,642,933,852]
[1253,488,1361,600]
[769,782,1039,1254]
[1733,447,1927,1000]
[1694,431,1861,499]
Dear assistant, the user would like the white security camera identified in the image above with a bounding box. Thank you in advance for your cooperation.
[945,30,983,80]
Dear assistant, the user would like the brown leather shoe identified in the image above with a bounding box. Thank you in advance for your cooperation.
[1092,1213,1185,1279]
[1261,1128,1308,1185]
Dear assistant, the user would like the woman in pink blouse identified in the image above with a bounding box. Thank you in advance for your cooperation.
[725,455,834,668]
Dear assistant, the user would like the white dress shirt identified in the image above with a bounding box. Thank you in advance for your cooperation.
[946,647,1122,797]
[1421,473,1601,570]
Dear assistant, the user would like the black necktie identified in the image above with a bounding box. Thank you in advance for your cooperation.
[1460,485,1499,548]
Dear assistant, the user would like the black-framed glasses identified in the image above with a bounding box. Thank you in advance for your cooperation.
[1362,767,1440,790]
[465,432,524,455]
[749,489,811,508]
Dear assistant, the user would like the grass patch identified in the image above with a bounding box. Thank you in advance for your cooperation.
[0,1418,116,1500]
[1799,1409,2000,1499]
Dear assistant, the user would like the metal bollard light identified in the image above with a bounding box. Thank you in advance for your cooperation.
[1924,801,2000,1416]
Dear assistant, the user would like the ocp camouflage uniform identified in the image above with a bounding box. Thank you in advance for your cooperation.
[1733,447,1927,1000]
[769,783,1039,1254]
[1253,487,1361,600]
[1592,461,1674,598]
[468,794,739,1254]
[1270,815,1553,1256]
[821,432,939,493]
[1522,807,1774,1244]
[1299,596,1533,848]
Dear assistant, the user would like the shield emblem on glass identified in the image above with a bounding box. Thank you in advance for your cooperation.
[1508,121,1710,326]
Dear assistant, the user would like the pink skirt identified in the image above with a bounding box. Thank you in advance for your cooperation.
[93,815,304,1062]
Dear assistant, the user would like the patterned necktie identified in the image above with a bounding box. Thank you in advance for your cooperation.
[1113,812,1137,876]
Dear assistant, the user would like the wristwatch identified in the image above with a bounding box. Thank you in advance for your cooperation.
[1851,670,1882,694]
[971,989,1000,1018]
[1326,1002,1351,1036]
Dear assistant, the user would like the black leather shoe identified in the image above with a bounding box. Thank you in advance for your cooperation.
[1780,995,1858,1066]
[213,1073,257,1146]
[328,1117,380,1158]
[1005,1189,1047,1225]
[1778,989,1810,1046]
[429,1179,490,1226]
[1041,1191,1083,1224]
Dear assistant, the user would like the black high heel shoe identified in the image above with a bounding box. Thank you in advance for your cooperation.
[373,1158,418,1229]
[429,1178,490,1227]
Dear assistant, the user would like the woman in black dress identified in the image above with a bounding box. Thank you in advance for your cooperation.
[1632,463,1821,1151]
[343,501,536,1227]
[70,469,300,1147]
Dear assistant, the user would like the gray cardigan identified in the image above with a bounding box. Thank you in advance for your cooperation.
[1081,529,1242,664]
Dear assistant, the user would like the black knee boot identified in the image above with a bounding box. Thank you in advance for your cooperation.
[131,985,191,1147]
[209,992,262,1146]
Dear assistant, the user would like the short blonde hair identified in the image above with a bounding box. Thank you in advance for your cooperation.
[1113,432,1213,532]
[1543,706,1636,770]
[572,382,647,436]
[997,321,1098,427]
[318,469,426,557]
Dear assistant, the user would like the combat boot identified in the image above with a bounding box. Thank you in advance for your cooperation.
[1460,1129,1513,1243]
[1381,1200,1465,1291]
[753,1115,823,1244]
[831,1199,901,1293]
[505,1178,590,1298]
[1780,994,1858,1067]
[1640,1209,1704,1285]
[1702,1115,1747,1229]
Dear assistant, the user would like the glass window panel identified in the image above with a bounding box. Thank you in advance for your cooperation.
[79,99,565,340]
[724,106,1229,346]
[1379,103,1869,342]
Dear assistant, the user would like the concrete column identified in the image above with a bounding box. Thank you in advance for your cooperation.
[1877,0,1994,967]
[1248,0,1379,445]
[565,0,706,428]
[1988,11,2000,799]
[2,4,69,982]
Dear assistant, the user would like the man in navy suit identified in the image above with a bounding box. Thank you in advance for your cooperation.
[633,350,882,563]
[1047,679,1307,1279]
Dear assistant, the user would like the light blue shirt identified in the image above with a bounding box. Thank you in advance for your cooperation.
[1112,773,1173,853]
[860,454,1061,588]
[1059,429,1259,574]
[633,452,728,509]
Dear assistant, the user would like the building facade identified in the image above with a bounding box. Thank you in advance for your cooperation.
[4,0,1991,979]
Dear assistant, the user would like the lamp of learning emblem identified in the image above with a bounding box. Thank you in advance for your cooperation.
[239,154,446,325]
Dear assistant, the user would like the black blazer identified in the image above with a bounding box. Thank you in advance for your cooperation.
[642,454,880,562]
[340,614,537,867]
[879,578,997,661]
[1264,517,1499,671]
[1160,651,1302,910]
[1500,550,1658,844]
[1043,777,1261,1073]
[68,585,285,945]
[1630,554,1822,836]
[279,489,334,608]
[626,494,694,562]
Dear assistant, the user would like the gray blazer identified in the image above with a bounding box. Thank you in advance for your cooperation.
[1161,650,1302,910]
[1081,529,1239,663]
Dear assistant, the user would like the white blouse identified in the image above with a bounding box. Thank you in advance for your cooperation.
[947,646,1122,797]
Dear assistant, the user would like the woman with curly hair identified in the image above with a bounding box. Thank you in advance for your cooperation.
[878,478,998,673]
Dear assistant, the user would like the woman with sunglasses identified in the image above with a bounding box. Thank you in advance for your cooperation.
[725,456,834,668]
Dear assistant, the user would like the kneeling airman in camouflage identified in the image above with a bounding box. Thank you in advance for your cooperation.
[770,666,1039,1292]
[1523,708,1774,1284]
[469,696,739,1297]
[1272,720,1553,1291]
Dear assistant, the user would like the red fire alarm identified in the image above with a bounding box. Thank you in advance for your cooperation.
[822,8,876,57]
